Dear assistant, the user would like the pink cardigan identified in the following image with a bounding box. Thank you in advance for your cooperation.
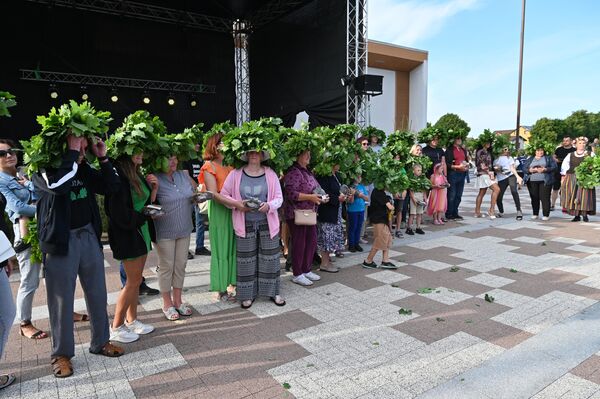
[220,167,283,239]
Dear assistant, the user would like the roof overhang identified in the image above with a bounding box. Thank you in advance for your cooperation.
[368,40,428,72]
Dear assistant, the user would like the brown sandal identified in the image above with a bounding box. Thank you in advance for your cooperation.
[95,342,124,358]
[20,322,49,340]
[51,356,73,378]
[73,312,89,322]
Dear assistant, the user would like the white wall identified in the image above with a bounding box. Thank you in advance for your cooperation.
[368,67,396,134]
[409,60,428,132]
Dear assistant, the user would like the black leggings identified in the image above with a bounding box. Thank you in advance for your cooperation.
[497,175,521,213]
[527,180,551,217]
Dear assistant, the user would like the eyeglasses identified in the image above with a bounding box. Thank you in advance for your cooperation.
[0,149,16,157]
[361,142,369,146]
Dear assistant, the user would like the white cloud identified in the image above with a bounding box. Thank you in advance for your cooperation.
[368,0,480,46]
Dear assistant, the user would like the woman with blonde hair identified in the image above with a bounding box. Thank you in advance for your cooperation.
[561,137,596,222]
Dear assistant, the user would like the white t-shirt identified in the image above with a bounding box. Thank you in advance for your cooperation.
[493,156,517,181]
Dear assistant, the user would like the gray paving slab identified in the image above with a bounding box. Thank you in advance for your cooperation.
[419,301,600,399]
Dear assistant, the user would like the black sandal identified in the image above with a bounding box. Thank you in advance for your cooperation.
[241,299,255,309]
[271,297,286,307]
[20,322,49,340]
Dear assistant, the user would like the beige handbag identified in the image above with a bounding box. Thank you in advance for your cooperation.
[294,209,317,226]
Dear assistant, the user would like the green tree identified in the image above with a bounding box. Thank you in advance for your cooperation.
[530,117,567,144]
[433,113,471,136]
[565,110,597,139]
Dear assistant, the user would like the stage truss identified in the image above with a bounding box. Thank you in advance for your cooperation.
[346,0,368,127]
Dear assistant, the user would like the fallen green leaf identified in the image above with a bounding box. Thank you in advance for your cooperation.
[391,283,401,288]
[436,317,445,322]
[484,294,495,303]
[510,268,518,273]
[283,382,291,389]
[465,319,473,324]
[372,341,380,346]
[418,287,435,294]
[460,378,465,382]
[450,266,460,272]
[398,308,413,315]
[306,363,314,367]
[541,242,547,246]
[436,290,441,293]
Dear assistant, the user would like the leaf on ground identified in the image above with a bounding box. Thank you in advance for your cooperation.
[450,266,460,272]
[448,289,455,292]
[372,341,380,346]
[418,287,435,294]
[484,293,495,303]
[326,292,331,295]
[306,364,314,368]
[460,378,465,382]
[283,383,291,389]
[391,283,401,288]
[465,319,473,324]
[398,308,413,315]
[436,317,445,322]
[510,268,518,273]
[435,290,441,293]
[475,303,481,307]
[541,242,547,246]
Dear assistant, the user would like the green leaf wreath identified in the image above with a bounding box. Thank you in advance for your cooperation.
[382,130,415,162]
[361,125,386,145]
[476,129,496,149]
[220,118,282,170]
[312,124,362,182]
[575,156,600,189]
[0,91,17,117]
[417,126,443,145]
[443,128,469,148]
[21,101,112,174]
[371,152,409,193]
[492,133,514,156]
[524,136,557,156]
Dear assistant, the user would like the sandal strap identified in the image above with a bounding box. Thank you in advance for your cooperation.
[100,343,124,357]
[51,356,73,377]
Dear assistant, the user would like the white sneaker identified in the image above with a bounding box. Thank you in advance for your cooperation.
[125,319,155,335]
[110,324,139,343]
[292,274,313,286]
[531,215,539,220]
[304,272,321,281]
[542,216,549,221]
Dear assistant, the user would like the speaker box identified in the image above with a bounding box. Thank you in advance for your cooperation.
[354,74,383,94]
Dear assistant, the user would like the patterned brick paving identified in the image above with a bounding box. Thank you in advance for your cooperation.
[2,185,600,398]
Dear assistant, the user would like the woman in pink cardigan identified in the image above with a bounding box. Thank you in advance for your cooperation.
[220,150,285,309]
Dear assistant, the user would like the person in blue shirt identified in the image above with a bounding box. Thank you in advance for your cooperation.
[346,175,369,252]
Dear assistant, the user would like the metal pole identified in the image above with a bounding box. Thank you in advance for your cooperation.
[515,0,526,151]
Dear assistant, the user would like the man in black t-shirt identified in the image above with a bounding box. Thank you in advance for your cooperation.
[421,136,447,178]
[552,136,575,210]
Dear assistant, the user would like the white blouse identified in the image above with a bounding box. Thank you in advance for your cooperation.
[561,151,595,175]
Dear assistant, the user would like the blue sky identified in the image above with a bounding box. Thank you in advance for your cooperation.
[369,0,600,136]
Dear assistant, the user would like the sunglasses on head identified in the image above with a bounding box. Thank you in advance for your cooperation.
[0,149,16,157]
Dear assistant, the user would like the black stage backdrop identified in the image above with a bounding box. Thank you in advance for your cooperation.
[250,0,346,127]
[0,0,345,141]
[0,2,235,141]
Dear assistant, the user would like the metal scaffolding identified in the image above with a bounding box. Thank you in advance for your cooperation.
[24,0,232,33]
[346,0,369,127]
[233,20,251,125]
[20,69,216,94]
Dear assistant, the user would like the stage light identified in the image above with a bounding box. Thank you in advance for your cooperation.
[340,75,354,87]
[48,84,59,99]
[190,94,197,108]
[110,88,119,102]
[167,92,175,106]
[80,86,89,101]
[142,90,151,104]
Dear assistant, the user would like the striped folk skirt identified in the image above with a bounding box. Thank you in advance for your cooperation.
[235,219,281,301]
[560,173,597,215]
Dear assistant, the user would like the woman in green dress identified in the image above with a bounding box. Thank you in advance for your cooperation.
[199,133,236,301]
[106,153,157,343]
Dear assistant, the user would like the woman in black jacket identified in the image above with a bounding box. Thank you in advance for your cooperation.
[316,165,346,273]
[105,153,157,343]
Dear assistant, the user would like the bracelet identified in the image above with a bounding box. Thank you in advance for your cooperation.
[97,156,108,162]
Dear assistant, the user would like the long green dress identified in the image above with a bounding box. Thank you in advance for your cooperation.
[124,176,152,260]
[208,200,236,292]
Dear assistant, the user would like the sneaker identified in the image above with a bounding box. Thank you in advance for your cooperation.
[292,274,313,286]
[139,282,159,296]
[110,325,139,343]
[571,216,581,222]
[531,215,539,220]
[362,261,378,269]
[355,244,364,252]
[400,222,406,229]
[454,215,464,220]
[445,215,456,220]
[187,251,194,260]
[380,261,398,269]
[415,228,425,235]
[125,320,155,335]
[394,231,403,238]
[583,215,590,222]
[516,210,523,220]
[541,216,549,221]
[304,272,321,281]
[549,206,555,212]
[349,246,357,253]
[359,238,368,244]
[195,247,212,256]
[405,228,414,235]
[319,265,339,273]
[497,213,504,218]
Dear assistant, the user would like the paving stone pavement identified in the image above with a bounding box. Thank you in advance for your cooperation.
[2,184,600,398]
